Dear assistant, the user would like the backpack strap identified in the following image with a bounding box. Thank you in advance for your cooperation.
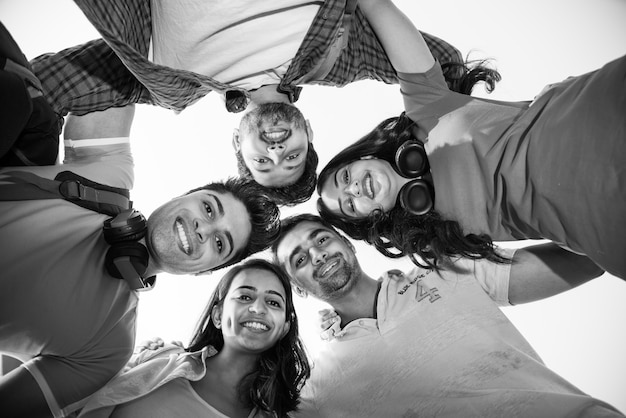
[0,170,131,215]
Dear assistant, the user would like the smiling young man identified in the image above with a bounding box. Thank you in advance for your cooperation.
[272,214,624,417]
[30,0,466,205]
[0,105,280,418]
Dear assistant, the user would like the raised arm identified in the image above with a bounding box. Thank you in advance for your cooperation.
[358,0,434,73]
[64,105,135,141]
[508,243,604,305]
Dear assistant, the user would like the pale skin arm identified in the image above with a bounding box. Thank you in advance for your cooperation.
[64,105,135,141]
[508,243,604,305]
[0,105,136,418]
[358,0,434,73]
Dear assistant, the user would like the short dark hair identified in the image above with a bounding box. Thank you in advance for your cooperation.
[186,178,281,271]
[235,141,319,206]
[271,213,339,268]
[317,114,507,269]
[187,259,310,417]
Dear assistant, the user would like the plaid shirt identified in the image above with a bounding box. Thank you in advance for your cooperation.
[31,0,462,116]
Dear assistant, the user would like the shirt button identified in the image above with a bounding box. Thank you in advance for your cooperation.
[322,13,329,19]
[359,320,364,326]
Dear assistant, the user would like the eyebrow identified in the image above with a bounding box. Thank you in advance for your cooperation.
[236,285,286,302]
[211,194,234,259]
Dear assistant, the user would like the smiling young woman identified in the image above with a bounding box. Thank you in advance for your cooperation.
[77,259,311,418]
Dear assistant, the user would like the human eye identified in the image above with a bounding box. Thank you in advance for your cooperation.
[236,293,252,301]
[318,235,329,245]
[294,254,306,268]
[215,235,223,253]
[342,168,349,184]
[286,153,300,161]
[204,202,213,218]
[347,198,355,214]
[267,298,283,308]
[254,157,269,164]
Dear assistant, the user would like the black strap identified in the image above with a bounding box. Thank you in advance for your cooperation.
[0,170,131,215]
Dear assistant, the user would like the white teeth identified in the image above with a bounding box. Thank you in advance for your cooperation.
[242,321,269,331]
[321,261,337,277]
[176,221,190,254]
[364,174,374,199]
[264,130,288,140]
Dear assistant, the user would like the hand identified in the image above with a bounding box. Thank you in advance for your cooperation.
[134,337,183,354]
[319,308,343,341]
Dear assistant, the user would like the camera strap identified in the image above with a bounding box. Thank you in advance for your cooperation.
[0,170,131,216]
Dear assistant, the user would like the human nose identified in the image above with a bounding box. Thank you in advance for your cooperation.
[309,246,328,265]
[193,218,212,243]
[248,299,267,314]
[266,142,285,156]
[345,179,361,197]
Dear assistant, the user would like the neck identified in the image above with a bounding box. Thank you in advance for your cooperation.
[248,84,290,107]
[209,345,259,381]
[331,272,380,326]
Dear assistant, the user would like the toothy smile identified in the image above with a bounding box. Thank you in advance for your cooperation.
[364,173,374,199]
[242,321,269,331]
[176,220,190,255]
[320,260,338,277]
[262,129,290,142]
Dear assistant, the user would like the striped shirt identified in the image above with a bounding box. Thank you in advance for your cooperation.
[31,0,463,115]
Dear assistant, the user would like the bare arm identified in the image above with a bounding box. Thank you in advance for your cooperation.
[358,0,434,73]
[508,243,604,305]
[64,105,135,141]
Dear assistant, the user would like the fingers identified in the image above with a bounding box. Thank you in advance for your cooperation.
[134,337,165,353]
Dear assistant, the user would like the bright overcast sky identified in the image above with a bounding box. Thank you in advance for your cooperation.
[2,0,626,412]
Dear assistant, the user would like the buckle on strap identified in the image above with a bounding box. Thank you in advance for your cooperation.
[59,179,131,210]
[59,179,87,200]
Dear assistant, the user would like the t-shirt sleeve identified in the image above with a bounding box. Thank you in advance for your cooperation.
[62,137,134,189]
[469,248,517,306]
[23,303,137,417]
[398,61,449,119]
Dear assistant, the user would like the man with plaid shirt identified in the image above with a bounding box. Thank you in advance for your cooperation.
[32,0,464,205]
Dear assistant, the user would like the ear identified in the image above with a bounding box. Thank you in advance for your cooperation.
[280,319,291,339]
[305,120,314,143]
[294,285,308,298]
[211,305,222,329]
[232,129,241,151]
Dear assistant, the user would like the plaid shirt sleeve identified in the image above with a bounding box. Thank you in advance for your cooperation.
[281,0,464,91]
[31,0,248,115]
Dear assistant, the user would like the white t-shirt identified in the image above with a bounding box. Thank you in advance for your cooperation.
[0,138,138,417]
[150,0,320,90]
[295,253,624,417]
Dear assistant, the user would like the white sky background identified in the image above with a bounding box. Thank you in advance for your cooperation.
[2,0,626,412]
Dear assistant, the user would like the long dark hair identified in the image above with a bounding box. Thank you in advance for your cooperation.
[187,259,310,417]
[317,114,507,269]
[441,58,501,95]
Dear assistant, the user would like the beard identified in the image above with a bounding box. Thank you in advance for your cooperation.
[239,102,307,135]
[314,253,360,301]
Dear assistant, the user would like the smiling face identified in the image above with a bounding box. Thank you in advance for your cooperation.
[276,221,361,302]
[320,158,408,219]
[146,190,252,274]
[214,267,290,354]
[234,102,312,187]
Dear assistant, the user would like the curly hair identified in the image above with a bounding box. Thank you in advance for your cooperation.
[317,114,507,270]
[235,141,319,206]
[187,259,311,417]
[185,178,281,271]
